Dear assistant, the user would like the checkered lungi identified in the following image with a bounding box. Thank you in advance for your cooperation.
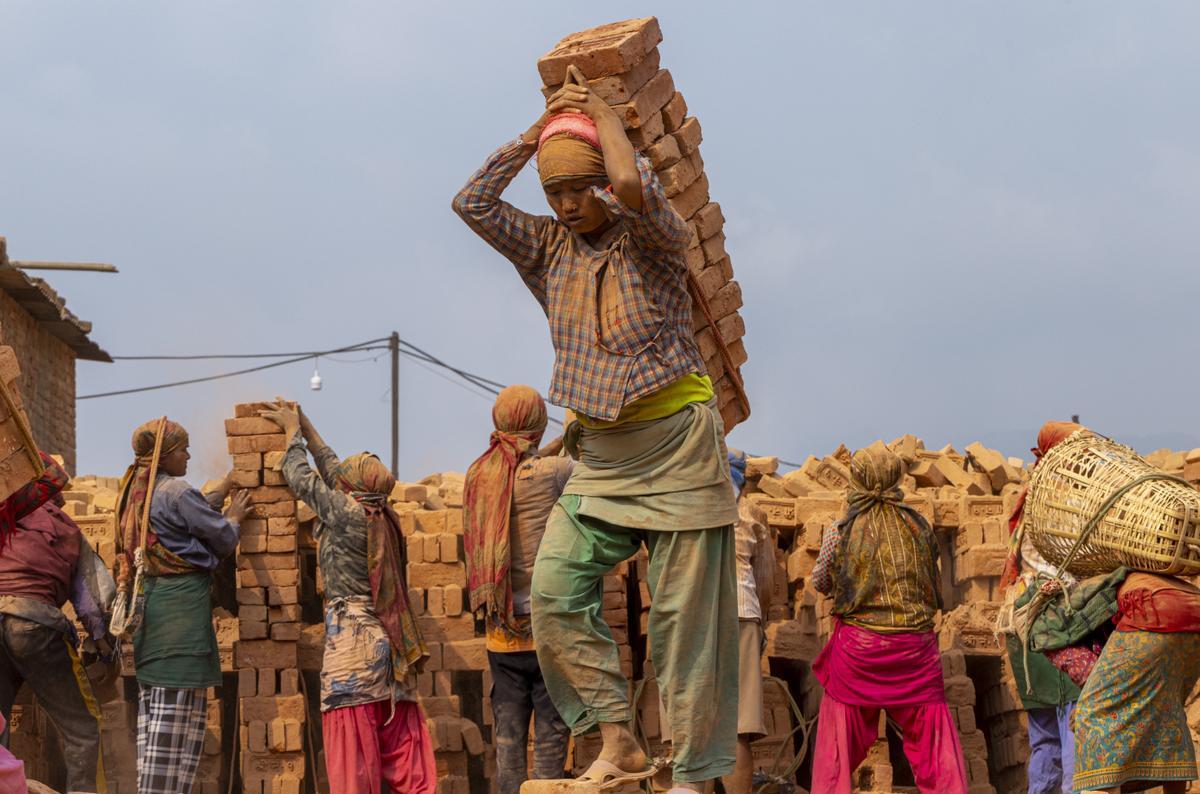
[137,685,208,794]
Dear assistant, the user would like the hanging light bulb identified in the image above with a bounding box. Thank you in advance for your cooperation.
[310,358,323,391]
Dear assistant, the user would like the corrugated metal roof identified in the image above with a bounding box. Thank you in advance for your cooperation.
[0,237,112,363]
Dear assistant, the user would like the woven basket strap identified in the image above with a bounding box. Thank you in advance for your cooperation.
[1048,471,1192,608]
[138,417,169,554]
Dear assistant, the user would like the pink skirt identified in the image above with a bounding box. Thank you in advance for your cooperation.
[813,619,946,707]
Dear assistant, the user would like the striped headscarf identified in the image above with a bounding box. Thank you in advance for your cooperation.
[462,386,548,635]
[336,451,427,679]
[832,446,942,631]
[116,418,190,590]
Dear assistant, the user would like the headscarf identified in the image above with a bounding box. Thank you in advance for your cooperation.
[832,446,942,628]
[537,113,607,187]
[115,418,190,591]
[1000,421,1085,593]
[336,452,428,679]
[462,386,548,636]
[727,449,747,496]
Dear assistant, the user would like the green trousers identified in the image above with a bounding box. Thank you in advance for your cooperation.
[530,494,738,782]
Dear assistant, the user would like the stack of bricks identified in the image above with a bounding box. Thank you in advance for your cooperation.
[537,17,750,433]
[397,476,492,794]
[942,651,995,794]
[979,663,1031,794]
[226,403,306,794]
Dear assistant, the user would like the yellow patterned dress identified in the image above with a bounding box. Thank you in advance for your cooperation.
[1072,630,1200,791]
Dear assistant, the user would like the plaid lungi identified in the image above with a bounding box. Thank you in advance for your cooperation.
[137,685,207,793]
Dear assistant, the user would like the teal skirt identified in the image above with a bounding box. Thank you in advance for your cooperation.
[1073,630,1200,791]
[133,572,221,689]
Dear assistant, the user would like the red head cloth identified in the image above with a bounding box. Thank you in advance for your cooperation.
[1000,421,1085,593]
[537,112,601,150]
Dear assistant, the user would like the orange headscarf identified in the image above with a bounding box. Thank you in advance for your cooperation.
[1000,421,1084,592]
[462,386,548,635]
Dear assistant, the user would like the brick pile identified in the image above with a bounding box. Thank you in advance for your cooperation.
[537,17,750,433]
[226,403,307,794]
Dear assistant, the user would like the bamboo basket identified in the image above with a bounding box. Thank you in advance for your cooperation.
[1024,430,1200,577]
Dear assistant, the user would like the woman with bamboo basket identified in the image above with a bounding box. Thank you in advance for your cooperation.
[113,418,250,794]
[1011,423,1200,793]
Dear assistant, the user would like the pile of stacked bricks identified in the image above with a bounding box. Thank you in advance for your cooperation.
[226,403,307,794]
[537,17,750,433]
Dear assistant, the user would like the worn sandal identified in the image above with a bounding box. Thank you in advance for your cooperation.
[578,758,660,790]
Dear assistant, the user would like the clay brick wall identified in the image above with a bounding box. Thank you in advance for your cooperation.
[0,290,77,473]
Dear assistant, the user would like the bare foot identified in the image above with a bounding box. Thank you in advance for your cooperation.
[597,721,648,772]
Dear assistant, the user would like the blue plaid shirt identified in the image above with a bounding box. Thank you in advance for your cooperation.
[453,139,706,421]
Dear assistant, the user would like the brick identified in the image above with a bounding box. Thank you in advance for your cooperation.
[234,401,297,419]
[232,452,263,471]
[270,622,301,642]
[661,92,687,132]
[668,172,709,219]
[439,533,459,562]
[240,518,268,536]
[268,516,298,535]
[672,116,702,155]
[269,604,301,623]
[627,110,665,149]
[262,468,288,487]
[238,668,257,697]
[279,669,299,696]
[238,619,267,639]
[442,638,489,670]
[225,417,283,436]
[263,450,285,469]
[943,675,976,707]
[645,133,681,168]
[417,614,476,642]
[426,586,446,617]
[614,69,675,129]
[240,533,267,553]
[235,641,298,670]
[542,45,660,105]
[660,151,702,197]
[536,17,662,85]
[236,587,267,606]
[444,585,464,617]
[245,486,293,504]
[240,694,306,723]
[231,469,261,488]
[957,705,977,734]
[266,534,296,553]
[240,605,268,623]
[707,279,743,319]
[954,544,1007,584]
[238,553,299,571]
[701,230,726,265]
[692,202,724,239]
[257,668,276,696]
[407,562,467,589]
[414,510,447,534]
[406,535,424,564]
[254,500,297,518]
[268,585,299,605]
[227,434,289,455]
[248,720,267,753]
[423,534,440,563]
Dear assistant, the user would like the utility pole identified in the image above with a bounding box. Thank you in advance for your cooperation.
[390,332,400,477]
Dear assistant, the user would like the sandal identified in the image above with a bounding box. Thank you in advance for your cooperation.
[577,758,660,790]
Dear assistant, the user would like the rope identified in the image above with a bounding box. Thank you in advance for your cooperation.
[686,271,751,421]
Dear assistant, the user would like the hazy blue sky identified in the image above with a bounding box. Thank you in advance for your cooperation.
[3,2,1199,482]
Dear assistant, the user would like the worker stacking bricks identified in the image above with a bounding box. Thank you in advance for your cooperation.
[226,403,306,794]
[536,16,750,433]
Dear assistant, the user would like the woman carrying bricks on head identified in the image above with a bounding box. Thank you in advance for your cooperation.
[462,385,573,794]
[453,64,739,792]
[810,445,968,794]
[258,402,435,794]
[114,419,250,794]
[0,446,71,794]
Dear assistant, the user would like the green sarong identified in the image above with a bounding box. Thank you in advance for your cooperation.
[133,572,221,689]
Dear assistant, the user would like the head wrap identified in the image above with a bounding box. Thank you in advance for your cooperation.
[728,448,747,496]
[333,452,396,500]
[537,113,607,187]
[116,418,191,591]
[1000,421,1085,593]
[462,386,548,636]
[830,446,942,626]
[336,451,428,679]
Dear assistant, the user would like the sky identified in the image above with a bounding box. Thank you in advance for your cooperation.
[3,2,1200,482]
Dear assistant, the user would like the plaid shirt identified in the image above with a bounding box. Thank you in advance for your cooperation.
[453,139,706,421]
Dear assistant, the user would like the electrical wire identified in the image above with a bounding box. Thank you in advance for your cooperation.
[110,338,391,360]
